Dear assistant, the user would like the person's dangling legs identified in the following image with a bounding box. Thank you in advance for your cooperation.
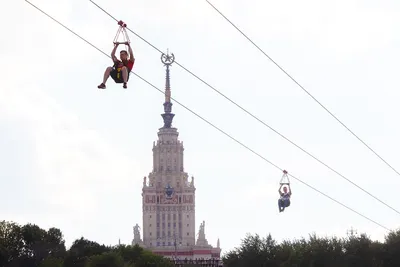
[97,66,113,89]
[284,199,291,208]
[278,199,285,212]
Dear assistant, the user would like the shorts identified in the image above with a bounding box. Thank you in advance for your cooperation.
[110,67,130,83]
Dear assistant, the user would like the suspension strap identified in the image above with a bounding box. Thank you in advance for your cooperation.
[279,170,290,185]
[113,20,130,49]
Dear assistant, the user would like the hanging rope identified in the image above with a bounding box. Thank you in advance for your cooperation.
[113,20,130,51]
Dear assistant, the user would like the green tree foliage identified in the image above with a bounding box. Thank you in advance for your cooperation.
[223,229,400,267]
[2,219,399,267]
[63,237,111,267]
[85,251,125,267]
[0,221,24,266]
[0,220,66,267]
[38,257,64,267]
[0,220,173,267]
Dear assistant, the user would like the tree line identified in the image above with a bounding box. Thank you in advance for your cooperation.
[2,219,399,266]
[222,229,400,267]
[0,220,173,267]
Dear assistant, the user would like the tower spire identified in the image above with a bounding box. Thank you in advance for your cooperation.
[160,50,175,128]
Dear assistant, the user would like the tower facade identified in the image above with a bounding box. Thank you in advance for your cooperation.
[132,53,221,262]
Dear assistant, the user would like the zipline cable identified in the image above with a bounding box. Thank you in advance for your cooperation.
[204,0,400,178]
[87,0,400,216]
[24,0,392,232]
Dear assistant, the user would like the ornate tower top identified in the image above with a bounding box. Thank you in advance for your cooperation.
[160,50,175,128]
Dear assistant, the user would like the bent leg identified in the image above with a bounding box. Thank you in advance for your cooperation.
[98,66,113,89]
[278,199,284,212]
[283,199,291,208]
[121,66,128,88]
[122,66,128,83]
[103,66,113,83]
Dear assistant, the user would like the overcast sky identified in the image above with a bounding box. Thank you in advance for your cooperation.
[1,0,400,255]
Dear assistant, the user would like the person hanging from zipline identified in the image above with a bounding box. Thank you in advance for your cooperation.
[97,20,135,89]
[278,170,292,212]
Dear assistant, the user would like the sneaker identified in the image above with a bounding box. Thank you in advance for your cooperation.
[97,83,106,89]
[123,83,127,89]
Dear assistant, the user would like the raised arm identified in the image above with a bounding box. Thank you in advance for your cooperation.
[126,42,134,62]
[111,43,119,62]
[278,184,283,194]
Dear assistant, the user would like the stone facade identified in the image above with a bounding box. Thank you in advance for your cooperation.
[142,126,196,249]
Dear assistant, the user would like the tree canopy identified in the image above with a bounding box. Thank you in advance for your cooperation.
[0,220,173,267]
[1,220,399,267]
[222,229,400,267]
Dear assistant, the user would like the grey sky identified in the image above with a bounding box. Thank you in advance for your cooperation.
[1,0,400,255]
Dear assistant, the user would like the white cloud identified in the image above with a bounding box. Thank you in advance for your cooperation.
[0,80,142,223]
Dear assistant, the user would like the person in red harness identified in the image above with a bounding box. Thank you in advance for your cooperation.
[97,41,135,89]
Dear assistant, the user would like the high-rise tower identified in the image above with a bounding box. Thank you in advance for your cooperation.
[132,52,221,261]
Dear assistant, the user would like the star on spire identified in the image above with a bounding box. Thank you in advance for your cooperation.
[160,50,175,128]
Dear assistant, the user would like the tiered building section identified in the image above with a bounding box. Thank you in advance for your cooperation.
[132,52,221,263]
